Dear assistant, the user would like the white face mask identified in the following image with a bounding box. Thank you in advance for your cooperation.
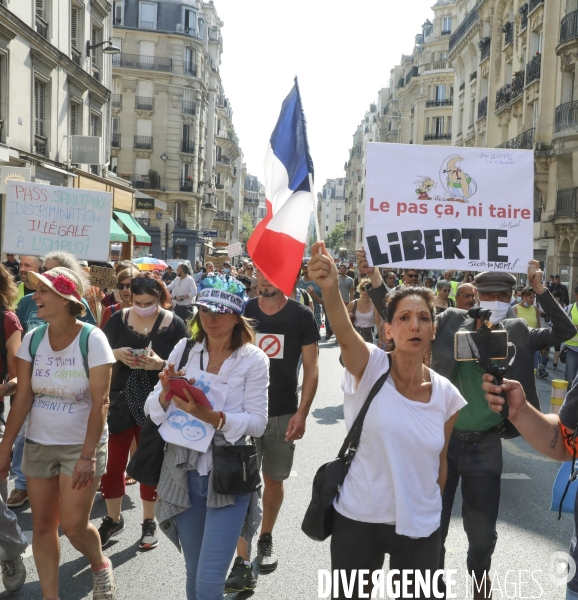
[132,303,158,318]
[479,300,510,324]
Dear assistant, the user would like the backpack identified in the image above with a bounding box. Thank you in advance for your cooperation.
[29,323,95,378]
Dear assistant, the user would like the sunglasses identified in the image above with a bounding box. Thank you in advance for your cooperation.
[361,284,372,292]
[131,278,160,294]
[406,274,419,279]
[116,283,131,290]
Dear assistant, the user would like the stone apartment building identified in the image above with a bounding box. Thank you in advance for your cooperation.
[317,178,346,255]
[111,0,242,261]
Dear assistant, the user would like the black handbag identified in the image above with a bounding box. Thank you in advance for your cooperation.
[212,441,261,495]
[125,338,195,486]
[301,365,391,541]
[107,390,134,434]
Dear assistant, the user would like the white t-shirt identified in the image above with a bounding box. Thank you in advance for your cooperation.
[17,325,116,445]
[335,344,466,538]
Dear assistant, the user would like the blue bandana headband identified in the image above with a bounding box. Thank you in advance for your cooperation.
[195,275,248,315]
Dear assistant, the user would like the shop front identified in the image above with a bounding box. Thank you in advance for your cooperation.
[171,227,201,263]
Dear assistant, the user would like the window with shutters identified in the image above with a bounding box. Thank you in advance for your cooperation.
[112,0,123,25]
[36,0,45,19]
[70,102,79,136]
[139,2,157,30]
[90,112,101,137]
[91,24,102,76]
[34,80,46,137]
[35,0,48,39]
[70,7,78,49]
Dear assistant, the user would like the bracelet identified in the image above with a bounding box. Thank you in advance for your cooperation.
[80,455,97,462]
[216,411,225,431]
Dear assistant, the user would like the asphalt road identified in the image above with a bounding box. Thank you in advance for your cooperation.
[1,338,575,599]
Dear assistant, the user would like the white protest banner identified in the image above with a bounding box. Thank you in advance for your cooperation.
[226,242,243,257]
[3,182,113,261]
[364,144,534,272]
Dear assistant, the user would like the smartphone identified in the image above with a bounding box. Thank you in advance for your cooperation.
[167,377,213,409]
[454,330,509,361]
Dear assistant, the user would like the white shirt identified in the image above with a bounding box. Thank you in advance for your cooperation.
[145,337,269,474]
[168,275,197,305]
[17,326,116,445]
[335,344,466,538]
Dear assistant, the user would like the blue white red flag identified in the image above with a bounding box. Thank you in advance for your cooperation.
[248,78,314,295]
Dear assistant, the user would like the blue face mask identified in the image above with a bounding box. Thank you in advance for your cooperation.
[223,268,231,274]
[516,297,522,304]
[523,301,532,308]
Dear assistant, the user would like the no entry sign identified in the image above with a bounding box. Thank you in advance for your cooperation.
[257,333,285,359]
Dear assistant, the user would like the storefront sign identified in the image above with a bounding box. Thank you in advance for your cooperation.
[70,136,102,165]
[4,181,113,260]
[136,198,155,210]
[203,230,218,238]
[174,237,187,243]
[0,168,31,194]
[365,144,534,271]
[214,241,229,247]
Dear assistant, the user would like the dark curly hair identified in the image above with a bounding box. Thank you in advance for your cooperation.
[132,272,172,309]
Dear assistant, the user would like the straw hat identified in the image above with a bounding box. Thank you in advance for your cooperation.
[28,267,86,306]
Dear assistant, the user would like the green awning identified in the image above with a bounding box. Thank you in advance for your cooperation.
[110,218,129,242]
[113,210,152,245]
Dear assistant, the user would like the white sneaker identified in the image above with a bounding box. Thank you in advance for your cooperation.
[92,559,115,600]
[1,556,26,592]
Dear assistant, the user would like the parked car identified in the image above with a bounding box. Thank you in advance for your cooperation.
[166,259,192,273]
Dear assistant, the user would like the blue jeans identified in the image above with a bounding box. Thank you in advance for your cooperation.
[11,424,26,491]
[567,588,578,599]
[439,434,503,581]
[566,349,578,386]
[174,470,251,600]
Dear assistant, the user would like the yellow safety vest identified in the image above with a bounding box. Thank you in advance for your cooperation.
[567,303,578,347]
[449,280,458,300]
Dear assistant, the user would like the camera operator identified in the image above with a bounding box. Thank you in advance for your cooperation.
[356,249,576,598]
[482,374,578,600]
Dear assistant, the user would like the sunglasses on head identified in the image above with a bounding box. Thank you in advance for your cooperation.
[361,284,372,291]
[131,278,160,293]
[116,282,131,290]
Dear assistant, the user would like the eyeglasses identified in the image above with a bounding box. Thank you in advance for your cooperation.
[361,284,372,292]
[116,283,131,290]
[131,278,160,294]
[406,274,419,279]
[457,293,476,300]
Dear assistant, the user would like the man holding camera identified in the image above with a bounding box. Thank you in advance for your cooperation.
[357,251,575,598]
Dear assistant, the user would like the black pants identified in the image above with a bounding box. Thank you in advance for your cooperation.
[331,511,441,599]
[174,303,194,323]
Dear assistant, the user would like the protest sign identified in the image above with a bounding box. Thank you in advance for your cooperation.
[226,242,243,257]
[364,144,534,272]
[211,256,230,270]
[3,182,113,261]
[89,266,117,289]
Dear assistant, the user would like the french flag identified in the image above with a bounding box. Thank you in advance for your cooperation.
[248,78,315,296]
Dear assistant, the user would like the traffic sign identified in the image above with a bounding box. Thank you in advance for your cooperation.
[160,217,175,234]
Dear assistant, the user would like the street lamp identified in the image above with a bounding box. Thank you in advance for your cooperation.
[86,40,121,58]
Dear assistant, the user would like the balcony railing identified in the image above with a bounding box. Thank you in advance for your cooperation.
[36,15,48,39]
[426,99,453,107]
[520,5,529,30]
[113,18,122,25]
[182,100,196,115]
[111,94,122,108]
[405,66,419,86]
[560,10,578,45]
[134,136,153,150]
[216,156,231,165]
[529,0,544,12]
[449,8,479,51]
[184,62,197,76]
[215,211,232,222]
[34,135,47,157]
[135,96,154,111]
[459,82,465,92]
[495,84,511,110]
[478,96,488,119]
[112,53,172,72]
[503,22,514,46]
[526,54,541,85]
[420,61,449,72]
[497,127,534,149]
[424,133,452,141]
[181,140,195,154]
[534,207,542,222]
[511,72,525,99]
[555,101,578,132]
[215,183,224,190]
[180,180,194,192]
[175,220,187,228]
[441,29,451,35]
[120,174,162,190]
[479,37,491,62]
[136,217,150,227]
[111,133,121,148]
[139,21,156,30]
[71,47,81,66]
[556,187,578,217]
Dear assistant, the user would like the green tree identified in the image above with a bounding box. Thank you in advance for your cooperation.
[241,212,254,245]
[325,223,346,253]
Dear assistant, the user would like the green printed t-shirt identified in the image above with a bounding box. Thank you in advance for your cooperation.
[451,361,503,432]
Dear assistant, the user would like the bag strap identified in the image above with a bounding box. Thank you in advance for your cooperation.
[0,309,7,382]
[79,323,95,378]
[148,309,166,339]
[352,300,357,317]
[178,338,195,371]
[337,357,392,460]
[29,323,49,361]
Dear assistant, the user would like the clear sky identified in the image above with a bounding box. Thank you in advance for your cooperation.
[216,0,438,194]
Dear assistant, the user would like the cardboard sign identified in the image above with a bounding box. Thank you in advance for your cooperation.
[211,256,230,269]
[364,144,534,272]
[226,242,243,257]
[90,266,117,289]
[3,182,113,261]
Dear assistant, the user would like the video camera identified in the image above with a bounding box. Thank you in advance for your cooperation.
[454,307,512,419]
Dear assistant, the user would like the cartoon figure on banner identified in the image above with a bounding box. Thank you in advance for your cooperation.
[167,409,208,442]
[414,176,436,200]
[440,154,477,203]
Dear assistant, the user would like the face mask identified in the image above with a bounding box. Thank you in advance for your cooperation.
[479,301,510,324]
[523,301,531,308]
[516,297,522,304]
[223,268,231,274]
[132,303,158,318]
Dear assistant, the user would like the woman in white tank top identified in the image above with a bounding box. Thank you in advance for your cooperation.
[347,278,380,344]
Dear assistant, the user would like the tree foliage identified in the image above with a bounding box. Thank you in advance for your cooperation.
[325,223,346,253]
[241,212,254,245]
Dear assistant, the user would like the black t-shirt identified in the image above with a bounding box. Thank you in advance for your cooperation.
[244,298,320,417]
[162,271,177,283]
[103,308,188,391]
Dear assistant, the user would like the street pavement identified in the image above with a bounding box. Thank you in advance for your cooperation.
[1,336,575,599]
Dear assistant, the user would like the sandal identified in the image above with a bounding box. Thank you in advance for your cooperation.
[126,476,137,486]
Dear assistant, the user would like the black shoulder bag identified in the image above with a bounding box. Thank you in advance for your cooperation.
[127,338,194,487]
[301,364,391,541]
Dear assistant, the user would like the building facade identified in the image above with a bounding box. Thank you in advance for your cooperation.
[318,178,346,243]
[111,0,243,261]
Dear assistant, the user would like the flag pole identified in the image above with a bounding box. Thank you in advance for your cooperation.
[308,173,322,243]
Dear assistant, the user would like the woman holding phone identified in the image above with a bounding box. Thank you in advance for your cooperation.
[100,274,187,551]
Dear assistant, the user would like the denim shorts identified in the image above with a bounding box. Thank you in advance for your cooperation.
[22,439,107,479]
[255,413,296,481]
